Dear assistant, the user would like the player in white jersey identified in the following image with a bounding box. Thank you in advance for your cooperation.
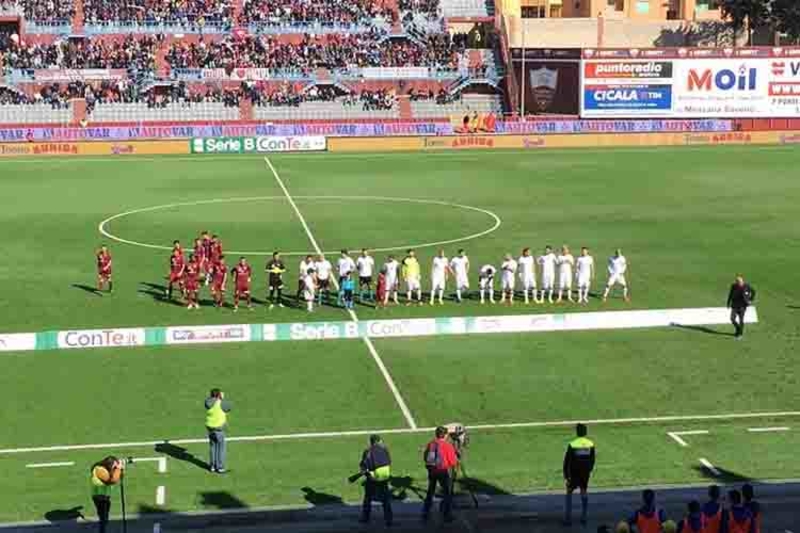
[538,245,557,303]
[449,249,470,303]
[602,249,629,302]
[500,253,518,305]
[302,268,317,312]
[337,249,356,306]
[313,254,333,305]
[297,254,313,301]
[382,254,400,305]
[575,247,594,304]
[356,249,375,302]
[518,247,540,305]
[430,249,451,305]
[479,264,497,304]
[557,245,576,303]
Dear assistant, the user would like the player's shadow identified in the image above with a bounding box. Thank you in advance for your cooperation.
[72,284,102,296]
[138,282,183,306]
[139,504,179,515]
[199,491,249,509]
[787,305,800,310]
[693,465,754,483]
[457,475,512,496]
[301,486,345,506]
[154,442,210,471]
[44,506,84,523]
[671,324,734,337]
[390,475,426,501]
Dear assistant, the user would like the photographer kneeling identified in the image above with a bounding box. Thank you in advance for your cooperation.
[89,456,124,533]
[358,434,393,526]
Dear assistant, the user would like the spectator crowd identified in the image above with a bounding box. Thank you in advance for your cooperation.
[166,32,464,73]
[1,35,159,70]
[239,0,394,27]
[83,0,233,29]
[3,0,75,23]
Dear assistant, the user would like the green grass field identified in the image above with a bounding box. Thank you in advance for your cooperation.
[1,146,799,524]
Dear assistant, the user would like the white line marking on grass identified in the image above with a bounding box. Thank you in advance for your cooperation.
[25,461,74,468]
[156,486,165,506]
[2,411,800,455]
[131,456,167,472]
[98,196,500,256]
[748,427,790,433]
[264,156,418,430]
[667,433,689,447]
[667,430,708,447]
[699,458,721,477]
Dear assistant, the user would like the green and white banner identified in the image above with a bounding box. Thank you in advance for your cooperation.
[190,136,326,154]
[0,307,758,354]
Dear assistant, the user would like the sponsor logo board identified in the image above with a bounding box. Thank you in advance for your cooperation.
[0,333,37,352]
[166,325,250,345]
[583,85,672,111]
[191,136,326,154]
[57,328,145,349]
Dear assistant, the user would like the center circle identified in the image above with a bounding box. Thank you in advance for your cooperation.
[98,196,502,256]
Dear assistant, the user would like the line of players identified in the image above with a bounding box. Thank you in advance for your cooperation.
[96,234,631,311]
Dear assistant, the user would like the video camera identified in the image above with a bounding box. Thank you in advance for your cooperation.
[444,422,469,456]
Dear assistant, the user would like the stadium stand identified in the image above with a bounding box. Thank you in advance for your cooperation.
[409,92,501,118]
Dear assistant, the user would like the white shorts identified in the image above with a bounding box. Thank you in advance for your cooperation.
[520,273,536,290]
[431,275,446,291]
[559,275,573,290]
[385,275,397,291]
[455,273,469,289]
[577,275,591,288]
[502,274,515,291]
[541,272,555,290]
[304,290,315,302]
[479,277,493,290]
[406,277,421,291]
[607,273,627,287]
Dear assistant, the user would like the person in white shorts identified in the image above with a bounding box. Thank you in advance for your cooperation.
[430,249,451,306]
[313,254,333,305]
[356,249,375,303]
[337,250,356,306]
[602,249,630,302]
[518,247,539,305]
[302,268,317,312]
[500,253,518,305]
[479,264,497,304]
[538,245,557,304]
[557,245,576,303]
[575,247,595,304]
[449,249,470,303]
[382,254,400,305]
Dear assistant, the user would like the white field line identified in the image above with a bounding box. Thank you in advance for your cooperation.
[156,486,165,506]
[667,433,689,447]
[25,461,74,468]
[748,427,790,433]
[264,156,417,429]
[2,410,800,455]
[699,458,721,477]
[667,430,709,447]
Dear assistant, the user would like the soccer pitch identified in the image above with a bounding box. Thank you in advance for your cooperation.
[0,146,799,524]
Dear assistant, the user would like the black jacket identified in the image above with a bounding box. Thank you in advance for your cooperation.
[361,443,391,472]
[727,283,755,309]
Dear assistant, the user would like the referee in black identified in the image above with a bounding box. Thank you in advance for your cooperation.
[563,423,595,526]
[266,251,286,309]
[727,274,756,340]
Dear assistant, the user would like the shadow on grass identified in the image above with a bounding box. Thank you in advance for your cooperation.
[44,506,84,523]
[693,465,754,484]
[200,491,248,510]
[154,442,209,471]
[671,324,735,337]
[139,504,179,515]
[138,281,187,306]
[390,475,426,501]
[301,487,345,506]
[457,476,512,496]
[72,284,102,296]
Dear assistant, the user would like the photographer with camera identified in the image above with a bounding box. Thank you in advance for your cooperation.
[89,455,124,533]
[356,434,393,526]
[422,426,459,523]
[205,388,232,474]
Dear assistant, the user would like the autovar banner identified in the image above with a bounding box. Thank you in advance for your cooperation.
[580,47,800,118]
[190,136,327,153]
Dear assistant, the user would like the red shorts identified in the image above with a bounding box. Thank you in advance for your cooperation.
[169,272,183,283]
[235,284,250,295]
[376,285,386,301]
[98,269,111,279]
[212,282,225,293]
[185,281,199,292]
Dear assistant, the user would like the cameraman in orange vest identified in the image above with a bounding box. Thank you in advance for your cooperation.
[726,489,754,533]
[702,485,724,533]
[421,426,459,523]
[742,484,761,533]
[627,489,667,533]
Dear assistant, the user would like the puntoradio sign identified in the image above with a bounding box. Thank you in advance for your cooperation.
[190,136,327,154]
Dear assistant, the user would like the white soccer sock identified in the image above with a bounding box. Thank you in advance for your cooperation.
[489,288,495,301]
[456,288,462,301]
[523,289,529,303]
[438,289,444,303]
[480,289,485,302]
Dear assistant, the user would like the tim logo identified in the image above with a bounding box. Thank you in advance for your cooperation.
[687,66,757,91]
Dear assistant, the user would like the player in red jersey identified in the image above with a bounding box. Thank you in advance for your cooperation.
[184,254,201,309]
[172,239,184,258]
[231,256,253,312]
[193,238,208,285]
[96,245,113,293]
[375,270,387,309]
[208,235,223,285]
[211,255,228,308]
[167,246,186,300]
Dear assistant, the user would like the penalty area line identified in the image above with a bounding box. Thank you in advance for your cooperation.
[263,156,418,430]
[2,410,800,456]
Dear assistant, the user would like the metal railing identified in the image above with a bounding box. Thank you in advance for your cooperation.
[84,19,232,34]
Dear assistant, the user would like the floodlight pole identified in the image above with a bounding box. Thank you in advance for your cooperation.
[520,19,526,117]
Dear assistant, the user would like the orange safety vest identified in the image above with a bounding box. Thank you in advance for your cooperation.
[702,507,722,533]
[727,512,752,533]
[635,510,662,533]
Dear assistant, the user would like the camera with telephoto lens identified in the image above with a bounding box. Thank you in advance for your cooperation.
[445,422,468,456]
